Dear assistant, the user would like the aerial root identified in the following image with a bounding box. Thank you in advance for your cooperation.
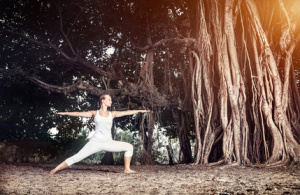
[206,159,225,167]
[266,159,289,167]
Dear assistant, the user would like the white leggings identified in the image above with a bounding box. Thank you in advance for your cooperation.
[65,139,133,166]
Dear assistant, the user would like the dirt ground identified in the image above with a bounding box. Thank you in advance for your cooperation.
[0,163,300,194]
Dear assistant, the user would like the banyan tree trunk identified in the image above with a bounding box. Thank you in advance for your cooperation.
[139,111,155,165]
[137,15,156,164]
[246,0,300,163]
[172,110,193,163]
[189,0,300,165]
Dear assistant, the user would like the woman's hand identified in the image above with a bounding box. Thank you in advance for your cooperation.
[56,112,67,115]
[55,111,95,118]
[112,110,151,118]
[140,110,151,113]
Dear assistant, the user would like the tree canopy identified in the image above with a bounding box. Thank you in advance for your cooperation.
[1,0,300,165]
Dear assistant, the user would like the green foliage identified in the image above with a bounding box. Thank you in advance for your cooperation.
[0,75,55,141]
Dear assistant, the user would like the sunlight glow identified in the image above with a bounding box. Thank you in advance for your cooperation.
[49,127,58,135]
[106,47,115,55]
[291,1,300,21]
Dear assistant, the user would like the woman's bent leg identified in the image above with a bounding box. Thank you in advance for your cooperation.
[124,156,135,173]
[104,140,133,156]
[104,140,135,173]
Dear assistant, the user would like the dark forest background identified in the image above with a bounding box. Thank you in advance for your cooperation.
[1,0,300,165]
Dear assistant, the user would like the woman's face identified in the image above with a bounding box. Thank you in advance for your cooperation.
[102,95,112,107]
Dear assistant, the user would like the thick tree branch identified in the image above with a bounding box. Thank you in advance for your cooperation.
[133,37,199,51]
[26,75,182,110]
[27,76,120,97]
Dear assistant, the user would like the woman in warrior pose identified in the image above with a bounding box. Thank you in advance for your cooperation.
[50,94,150,174]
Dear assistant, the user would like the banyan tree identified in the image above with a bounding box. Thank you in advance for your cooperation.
[188,0,300,165]
[2,0,300,165]
[186,0,300,165]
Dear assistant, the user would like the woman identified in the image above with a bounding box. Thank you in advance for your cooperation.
[50,94,150,174]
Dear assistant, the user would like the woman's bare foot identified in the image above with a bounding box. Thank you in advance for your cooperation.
[124,169,136,173]
[49,169,57,175]
[49,161,69,175]
[124,156,135,173]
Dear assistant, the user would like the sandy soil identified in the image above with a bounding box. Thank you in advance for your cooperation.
[0,163,299,194]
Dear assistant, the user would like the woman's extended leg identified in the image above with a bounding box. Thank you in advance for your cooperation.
[50,140,104,174]
[50,161,69,174]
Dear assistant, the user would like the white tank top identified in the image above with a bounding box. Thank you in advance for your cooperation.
[90,110,113,142]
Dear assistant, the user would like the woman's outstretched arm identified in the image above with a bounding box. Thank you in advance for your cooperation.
[112,110,150,118]
[56,111,96,118]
